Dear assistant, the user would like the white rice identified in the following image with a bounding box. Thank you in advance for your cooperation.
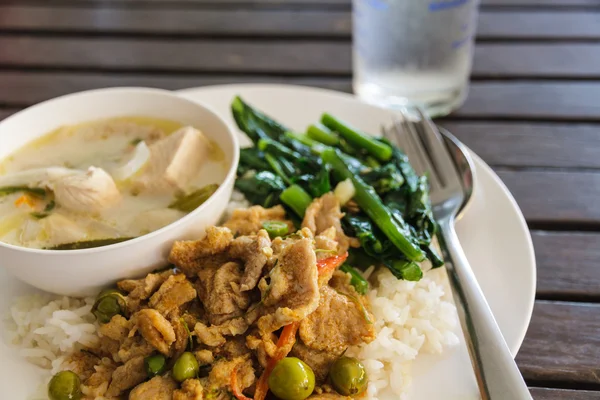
[5,294,98,374]
[347,267,459,399]
[224,189,252,219]
[4,192,459,399]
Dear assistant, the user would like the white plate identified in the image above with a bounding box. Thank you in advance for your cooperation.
[0,84,536,400]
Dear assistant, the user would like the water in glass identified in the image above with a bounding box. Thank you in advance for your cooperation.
[353,0,480,117]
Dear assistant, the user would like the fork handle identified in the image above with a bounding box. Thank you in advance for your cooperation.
[437,217,533,400]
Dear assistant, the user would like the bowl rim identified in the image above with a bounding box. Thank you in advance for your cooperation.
[0,86,240,255]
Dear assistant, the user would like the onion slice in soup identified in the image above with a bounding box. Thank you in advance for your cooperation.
[111,141,151,182]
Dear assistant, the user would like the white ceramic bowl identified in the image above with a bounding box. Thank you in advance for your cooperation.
[0,87,239,296]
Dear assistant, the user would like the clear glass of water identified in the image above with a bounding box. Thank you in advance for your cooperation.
[353,0,480,117]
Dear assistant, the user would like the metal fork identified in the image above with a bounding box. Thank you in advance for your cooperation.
[384,109,533,400]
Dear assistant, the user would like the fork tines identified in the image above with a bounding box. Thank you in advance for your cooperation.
[383,108,462,204]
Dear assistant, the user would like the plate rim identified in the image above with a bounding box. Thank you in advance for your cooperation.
[175,83,537,355]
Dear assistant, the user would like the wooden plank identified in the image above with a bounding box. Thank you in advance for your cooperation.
[531,388,600,400]
[440,121,600,169]
[0,108,18,120]
[495,170,600,225]
[478,11,600,39]
[0,72,351,105]
[0,37,351,74]
[531,231,600,300]
[7,0,598,6]
[2,72,600,120]
[517,301,600,386]
[457,82,600,120]
[483,0,600,6]
[0,6,353,37]
[1,0,351,5]
[473,43,600,78]
[0,7,599,40]
[0,36,597,78]
[477,11,600,40]
[0,0,344,4]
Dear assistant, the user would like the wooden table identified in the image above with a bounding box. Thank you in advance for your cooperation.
[1,0,599,398]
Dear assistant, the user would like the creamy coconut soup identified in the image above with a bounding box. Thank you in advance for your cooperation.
[0,117,227,249]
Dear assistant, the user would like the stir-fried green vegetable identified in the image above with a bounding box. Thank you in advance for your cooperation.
[235,171,286,209]
[262,220,289,238]
[258,137,302,161]
[230,96,442,281]
[284,131,325,151]
[342,214,384,255]
[321,113,393,162]
[361,164,405,195]
[280,185,313,218]
[342,214,424,281]
[231,96,288,144]
[307,123,340,146]
[323,148,425,262]
[340,264,369,295]
[169,183,219,212]
[238,147,271,176]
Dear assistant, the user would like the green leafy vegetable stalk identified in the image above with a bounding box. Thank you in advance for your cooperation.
[321,113,393,162]
[322,148,425,262]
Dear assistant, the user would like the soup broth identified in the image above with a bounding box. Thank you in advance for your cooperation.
[0,117,228,249]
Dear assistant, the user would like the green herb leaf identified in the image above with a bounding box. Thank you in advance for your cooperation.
[335,289,373,324]
[169,184,219,213]
[48,237,135,250]
[0,186,46,197]
[31,200,56,219]
[340,264,369,295]
[180,317,194,351]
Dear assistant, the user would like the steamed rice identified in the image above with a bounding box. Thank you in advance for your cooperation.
[4,192,459,399]
[347,267,459,399]
[5,294,98,374]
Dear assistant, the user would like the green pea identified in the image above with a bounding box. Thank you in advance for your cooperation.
[172,352,199,382]
[262,220,289,238]
[145,354,167,378]
[91,289,126,324]
[268,357,315,400]
[48,370,81,400]
[329,357,368,396]
[92,296,121,323]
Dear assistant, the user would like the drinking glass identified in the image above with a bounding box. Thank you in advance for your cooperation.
[353,0,480,117]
